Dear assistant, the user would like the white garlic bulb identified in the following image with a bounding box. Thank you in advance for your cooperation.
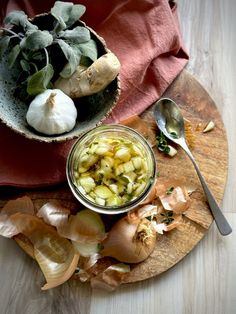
[26,89,77,135]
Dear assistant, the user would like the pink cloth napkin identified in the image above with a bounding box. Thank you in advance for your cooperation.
[0,0,188,187]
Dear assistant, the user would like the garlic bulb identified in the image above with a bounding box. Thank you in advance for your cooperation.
[26,89,77,135]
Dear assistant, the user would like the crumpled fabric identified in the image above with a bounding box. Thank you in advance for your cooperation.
[0,0,188,187]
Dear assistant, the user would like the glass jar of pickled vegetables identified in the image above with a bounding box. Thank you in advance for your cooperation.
[66,124,157,214]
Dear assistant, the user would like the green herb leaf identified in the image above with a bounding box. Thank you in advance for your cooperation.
[27,64,54,95]
[59,26,90,43]
[31,51,45,61]
[160,210,174,225]
[0,35,10,57]
[20,59,31,72]
[156,171,161,178]
[166,187,174,195]
[20,30,53,51]
[156,132,171,154]
[51,1,86,30]
[56,39,81,78]
[170,131,178,139]
[51,2,72,30]
[29,62,38,73]
[67,4,86,27]
[4,11,38,31]
[8,44,20,68]
[78,39,98,61]
[79,56,93,67]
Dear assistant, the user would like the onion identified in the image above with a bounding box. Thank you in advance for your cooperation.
[101,217,156,263]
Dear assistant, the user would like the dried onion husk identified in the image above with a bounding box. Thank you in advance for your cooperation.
[10,213,79,290]
[72,240,100,257]
[159,185,190,214]
[127,204,158,223]
[37,250,80,290]
[150,221,167,234]
[14,233,35,259]
[57,209,106,244]
[90,263,130,291]
[38,204,106,252]
[1,196,34,216]
[0,196,34,238]
[0,214,19,238]
[75,253,102,282]
[37,202,70,228]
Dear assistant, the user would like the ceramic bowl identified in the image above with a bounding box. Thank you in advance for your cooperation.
[0,14,120,143]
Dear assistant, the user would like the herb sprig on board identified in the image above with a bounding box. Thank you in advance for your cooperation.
[156,132,170,154]
[0,1,98,100]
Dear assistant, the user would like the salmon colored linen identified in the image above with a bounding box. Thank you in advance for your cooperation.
[0,0,188,187]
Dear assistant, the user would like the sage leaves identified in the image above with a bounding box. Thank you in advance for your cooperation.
[51,1,86,30]
[20,31,53,51]
[0,1,98,101]
[56,39,81,78]
[59,26,90,43]
[27,64,54,96]
[8,44,20,68]
[4,11,38,31]
[78,39,98,62]
[0,36,10,57]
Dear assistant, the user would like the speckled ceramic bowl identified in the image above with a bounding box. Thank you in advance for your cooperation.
[0,14,120,143]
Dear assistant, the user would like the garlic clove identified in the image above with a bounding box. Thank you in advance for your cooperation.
[203,120,215,133]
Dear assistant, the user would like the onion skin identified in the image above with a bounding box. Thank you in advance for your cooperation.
[101,217,156,264]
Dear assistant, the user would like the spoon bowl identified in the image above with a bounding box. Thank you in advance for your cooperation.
[154,98,185,140]
[154,97,232,236]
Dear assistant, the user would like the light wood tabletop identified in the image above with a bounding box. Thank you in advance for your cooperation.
[0,0,235,313]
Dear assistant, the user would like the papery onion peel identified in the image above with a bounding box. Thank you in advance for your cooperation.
[90,263,130,291]
[159,185,190,214]
[57,209,106,244]
[37,202,70,228]
[0,196,35,238]
[127,204,157,223]
[10,213,79,290]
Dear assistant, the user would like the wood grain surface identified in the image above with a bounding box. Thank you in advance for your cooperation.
[0,68,228,285]
[0,0,236,313]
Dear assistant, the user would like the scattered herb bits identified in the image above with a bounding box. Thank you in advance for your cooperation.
[160,211,174,225]
[156,132,177,157]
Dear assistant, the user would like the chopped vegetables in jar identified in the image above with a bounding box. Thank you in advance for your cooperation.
[73,135,151,207]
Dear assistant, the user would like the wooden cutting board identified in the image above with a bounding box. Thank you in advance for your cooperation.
[0,69,228,284]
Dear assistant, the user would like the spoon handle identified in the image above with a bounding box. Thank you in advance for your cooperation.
[180,142,232,235]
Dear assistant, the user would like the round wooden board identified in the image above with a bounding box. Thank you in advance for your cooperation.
[0,69,228,285]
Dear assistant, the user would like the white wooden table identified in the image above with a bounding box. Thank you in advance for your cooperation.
[0,1,235,313]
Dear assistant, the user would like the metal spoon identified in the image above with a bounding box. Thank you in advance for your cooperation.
[154,97,232,236]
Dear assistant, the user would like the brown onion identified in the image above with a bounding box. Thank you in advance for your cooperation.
[101,217,156,263]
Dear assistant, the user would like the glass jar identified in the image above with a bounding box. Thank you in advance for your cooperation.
[66,124,157,214]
